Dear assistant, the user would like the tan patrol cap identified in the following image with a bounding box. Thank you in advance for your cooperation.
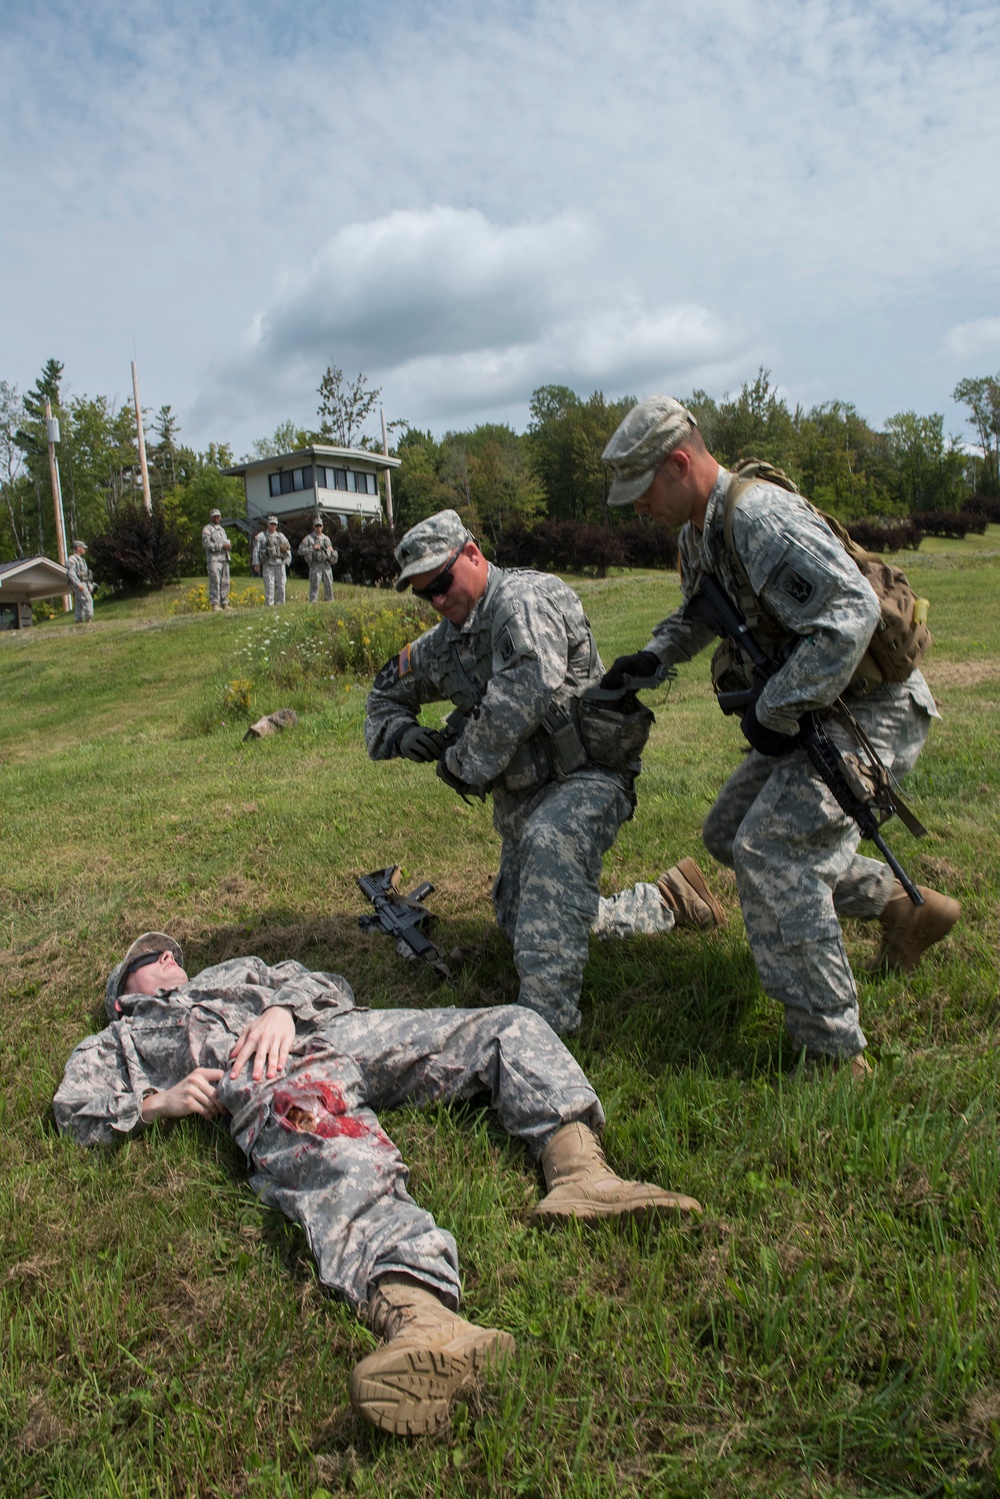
[105,931,184,1018]
[394,509,472,591]
[602,396,699,506]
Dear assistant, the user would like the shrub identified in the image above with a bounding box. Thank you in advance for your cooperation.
[89,503,185,591]
[847,517,923,552]
[961,495,1000,526]
[492,517,678,574]
[910,511,970,539]
[331,520,399,587]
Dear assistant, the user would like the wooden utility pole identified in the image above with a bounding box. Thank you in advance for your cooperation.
[45,397,72,612]
[132,360,152,513]
[380,407,394,531]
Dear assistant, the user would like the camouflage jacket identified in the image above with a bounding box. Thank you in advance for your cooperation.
[643,468,937,736]
[365,564,604,788]
[53,957,356,1149]
[66,554,93,589]
[201,523,230,558]
[254,531,291,567]
[298,534,339,567]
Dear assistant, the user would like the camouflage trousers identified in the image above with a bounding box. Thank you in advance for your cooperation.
[701,687,933,1058]
[72,584,94,623]
[206,555,230,608]
[223,1004,603,1310]
[308,563,334,602]
[262,562,286,605]
[492,769,635,1034]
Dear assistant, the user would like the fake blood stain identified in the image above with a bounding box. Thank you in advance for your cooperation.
[272,1078,367,1138]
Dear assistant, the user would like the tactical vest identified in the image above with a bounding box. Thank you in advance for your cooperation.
[719,460,931,695]
[259,533,286,564]
[437,573,640,794]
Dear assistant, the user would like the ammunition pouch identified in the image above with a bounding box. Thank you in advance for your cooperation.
[710,637,756,699]
[577,693,654,771]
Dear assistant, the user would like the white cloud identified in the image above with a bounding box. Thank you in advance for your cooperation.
[197,206,748,435]
[941,317,1000,365]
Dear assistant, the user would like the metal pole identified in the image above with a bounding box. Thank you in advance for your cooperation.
[381,407,394,531]
[45,397,72,612]
[132,361,153,513]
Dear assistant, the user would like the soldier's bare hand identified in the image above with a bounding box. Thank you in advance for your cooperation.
[229,1007,296,1082]
[141,1068,225,1122]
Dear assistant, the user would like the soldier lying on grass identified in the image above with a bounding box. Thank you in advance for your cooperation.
[54,933,701,1437]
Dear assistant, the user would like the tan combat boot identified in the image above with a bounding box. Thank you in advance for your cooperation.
[797,1051,873,1082]
[658,858,726,930]
[876,883,961,972]
[530,1121,702,1225]
[349,1275,515,1436]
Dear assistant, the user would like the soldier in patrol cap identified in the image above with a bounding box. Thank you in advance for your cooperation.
[253,514,292,605]
[601,397,960,1076]
[66,539,95,623]
[298,514,338,602]
[366,509,724,1039]
[201,508,232,611]
[54,929,701,1437]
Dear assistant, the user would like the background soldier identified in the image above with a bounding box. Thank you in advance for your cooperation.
[66,539,94,623]
[365,510,723,1036]
[253,515,292,605]
[601,397,960,1077]
[54,932,699,1437]
[298,515,338,601]
[201,507,232,611]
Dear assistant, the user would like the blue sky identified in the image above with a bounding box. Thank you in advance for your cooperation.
[2,0,998,456]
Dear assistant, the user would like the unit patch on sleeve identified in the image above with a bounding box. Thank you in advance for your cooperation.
[496,626,515,664]
[373,642,413,691]
[778,568,815,606]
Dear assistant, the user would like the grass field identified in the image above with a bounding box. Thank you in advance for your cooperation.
[2,541,999,1499]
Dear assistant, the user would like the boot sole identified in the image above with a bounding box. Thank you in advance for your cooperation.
[667,858,726,929]
[349,1331,515,1436]
[530,1193,702,1225]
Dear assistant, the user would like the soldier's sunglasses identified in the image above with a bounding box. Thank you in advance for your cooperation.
[412,547,463,602]
[117,949,171,996]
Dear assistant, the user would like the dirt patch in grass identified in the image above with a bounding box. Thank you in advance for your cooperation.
[924,659,1000,689]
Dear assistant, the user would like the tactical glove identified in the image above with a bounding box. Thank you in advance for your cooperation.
[600,650,661,691]
[740,703,800,757]
[435,756,486,802]
[399,725,447,763]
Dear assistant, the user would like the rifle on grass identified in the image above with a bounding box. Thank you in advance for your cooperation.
[357,865,454,980]
[686,573,926,907]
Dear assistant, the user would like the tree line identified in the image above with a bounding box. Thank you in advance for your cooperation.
[2,357,999,578]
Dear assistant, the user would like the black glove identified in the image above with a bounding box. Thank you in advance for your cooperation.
[435,756,485,801]
[600,650,661,692]
[740,703,800,756]
[398,725,447,763]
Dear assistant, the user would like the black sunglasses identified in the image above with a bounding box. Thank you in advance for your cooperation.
[411,547,463,602]
[117,949,169,996]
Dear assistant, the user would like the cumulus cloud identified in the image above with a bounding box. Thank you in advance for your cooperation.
[200,206,747,433]
[941,317,1000,365]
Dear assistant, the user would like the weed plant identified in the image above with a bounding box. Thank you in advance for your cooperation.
[1,547,998,1498]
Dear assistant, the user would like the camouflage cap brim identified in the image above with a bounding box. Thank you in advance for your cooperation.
[606,466,658,507]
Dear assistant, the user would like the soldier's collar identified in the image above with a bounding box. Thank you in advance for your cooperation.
[698,468,732,560]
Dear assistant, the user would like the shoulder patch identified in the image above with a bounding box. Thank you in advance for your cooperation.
[778,567,815,605]
[496,626,515,664]
[373,643,413,691]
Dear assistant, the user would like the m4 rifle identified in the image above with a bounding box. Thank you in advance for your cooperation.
[357,865,454,980]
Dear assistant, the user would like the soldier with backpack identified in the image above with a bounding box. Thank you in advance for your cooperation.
[600,397,960,1077]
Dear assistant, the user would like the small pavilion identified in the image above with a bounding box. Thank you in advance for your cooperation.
[0,556,72,630]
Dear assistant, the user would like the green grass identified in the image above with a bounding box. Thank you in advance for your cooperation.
[2,551,999,1498]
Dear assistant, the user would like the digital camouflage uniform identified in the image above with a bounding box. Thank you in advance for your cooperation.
[66,550,94,622]
[365,563,643,1034]
[201,522,231,608]
[299,531,339,602]
[642,468,939,1058]
[254,528,291,605]
[52,957,603,1310]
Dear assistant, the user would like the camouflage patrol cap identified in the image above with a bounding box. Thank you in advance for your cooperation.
[209,508,222,519]
[312,515,323,527]
[72,539,87,550]
[266,514,278,525]
[105,931,184,1019]
[602,396,699,506]
[394,509,472,591]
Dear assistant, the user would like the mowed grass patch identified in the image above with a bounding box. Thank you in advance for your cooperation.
[1,554,999,1497]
